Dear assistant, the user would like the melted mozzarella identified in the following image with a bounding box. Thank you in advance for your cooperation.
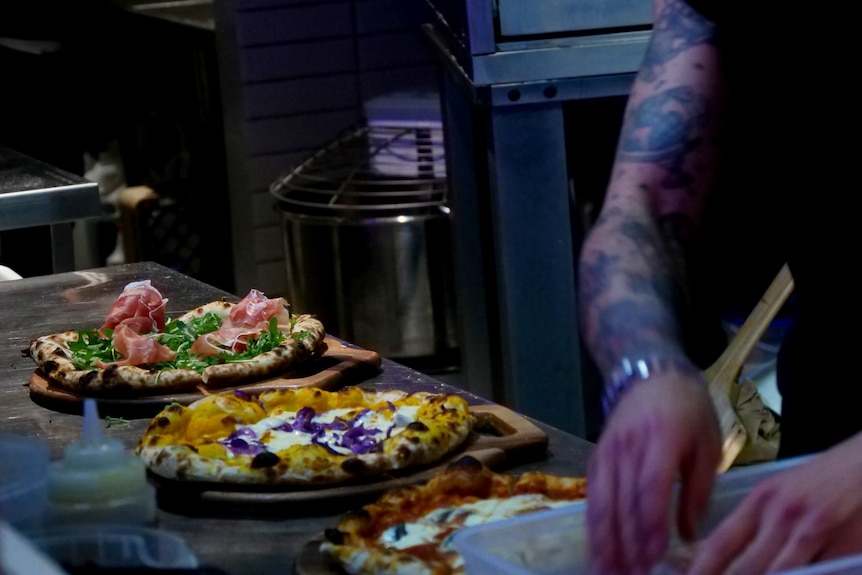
[230,404,422,456]
[261,429,315,453]
[380,495,579,552]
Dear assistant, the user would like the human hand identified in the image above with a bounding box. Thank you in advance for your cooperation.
[586,373,721,575]
[688,433,862,575]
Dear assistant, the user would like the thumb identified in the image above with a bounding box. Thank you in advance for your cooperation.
[676,446,719,541]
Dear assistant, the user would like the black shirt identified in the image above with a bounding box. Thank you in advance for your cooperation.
[684,1,862,457]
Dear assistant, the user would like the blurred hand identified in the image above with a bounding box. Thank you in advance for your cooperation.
[586,373,722,575]
[688,433,862,575]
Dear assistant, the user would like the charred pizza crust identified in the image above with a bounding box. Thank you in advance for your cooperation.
[27,302,325,395]
[320,456,588,575]
[136,386,475,485]
[28,331,202,394]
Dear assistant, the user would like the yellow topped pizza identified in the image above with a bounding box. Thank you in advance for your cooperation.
[136,386,475,485]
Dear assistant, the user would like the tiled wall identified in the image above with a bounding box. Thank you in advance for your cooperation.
[214,0,439,296]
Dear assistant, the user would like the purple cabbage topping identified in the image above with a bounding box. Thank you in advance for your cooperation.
[273,422,293,433]
[223,405,398,457]
[309,408,388,455]
[219,433,266,456]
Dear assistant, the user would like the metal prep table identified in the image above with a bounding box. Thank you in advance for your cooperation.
[0,146,102,273]
[0,260,595,575]
[423,0,652,437]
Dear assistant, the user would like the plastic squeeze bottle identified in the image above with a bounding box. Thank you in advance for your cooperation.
[46,399,156,525]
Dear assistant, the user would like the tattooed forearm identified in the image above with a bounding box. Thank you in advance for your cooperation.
[593,300,686,371]
[656,212,695,302]
[580,254,686,373]
[578,251,620,309]
[577,0,721,379]
[642,0,716,83]
[617,86,708,189]
[580,216,690,372]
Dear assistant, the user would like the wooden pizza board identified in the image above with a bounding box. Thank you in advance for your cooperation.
[28,336,381,417]
[151,403,549,512]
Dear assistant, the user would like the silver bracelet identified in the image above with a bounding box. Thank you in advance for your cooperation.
[602,355,704,414]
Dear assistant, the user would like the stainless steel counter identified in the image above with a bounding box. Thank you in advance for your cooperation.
[108,0,214,31]
[0,146,102,273]
[0,261,594,575]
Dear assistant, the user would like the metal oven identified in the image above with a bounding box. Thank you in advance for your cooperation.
[423,0,652,437]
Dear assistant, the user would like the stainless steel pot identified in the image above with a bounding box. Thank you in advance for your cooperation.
[272,125,459,369]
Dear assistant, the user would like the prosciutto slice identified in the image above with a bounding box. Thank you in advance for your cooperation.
[191,289,291,357]
[229,289,292,329]
[190,326,261,356]
[96,324,176,368]
[99,280,168,337]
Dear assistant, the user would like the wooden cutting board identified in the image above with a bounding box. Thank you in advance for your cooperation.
[152,403,549,511]
[28,336,381,417]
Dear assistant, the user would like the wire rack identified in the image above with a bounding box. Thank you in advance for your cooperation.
[269,124,447,217]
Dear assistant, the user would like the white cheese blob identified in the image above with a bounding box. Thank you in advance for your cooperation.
[379,495,580,552]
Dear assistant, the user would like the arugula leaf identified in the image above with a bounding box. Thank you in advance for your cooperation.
[159,314,221,352]
[292,330,313,343]
[104,415,129,428]
[151,312,225,371]
[70,312,295,373]
[68,329,118,370]
[222,317,286,363]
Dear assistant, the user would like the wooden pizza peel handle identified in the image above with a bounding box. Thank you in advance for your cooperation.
[704,263,794,472]
[463,448,508,469]
[468,404,549,459]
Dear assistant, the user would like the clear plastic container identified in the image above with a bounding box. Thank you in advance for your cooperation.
[31,524,199,571]
[0,432,50,533]
[454,456,862,575]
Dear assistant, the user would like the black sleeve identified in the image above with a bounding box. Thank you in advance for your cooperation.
[683,0,722,23]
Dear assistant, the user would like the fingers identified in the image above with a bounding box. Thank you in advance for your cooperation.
[587,443,619,573]
[687,501,758,575]
[688,470,846,575]
[675,436,718,541]
[617,426,650,570]
[587,377,717,574]
[588,421,678,574]
[633,432,679,566]
[765,518,827,574]
[745,500,834,574]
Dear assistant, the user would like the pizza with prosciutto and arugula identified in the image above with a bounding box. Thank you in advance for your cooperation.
[26,280,326,395]
[320,455,588,575]
[136,386,475,486]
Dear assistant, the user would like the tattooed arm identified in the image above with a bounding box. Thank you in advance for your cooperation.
[579,0,722,377]
[581,1,724,573]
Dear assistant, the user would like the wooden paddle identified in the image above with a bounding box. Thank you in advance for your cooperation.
[704,263,794,472]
